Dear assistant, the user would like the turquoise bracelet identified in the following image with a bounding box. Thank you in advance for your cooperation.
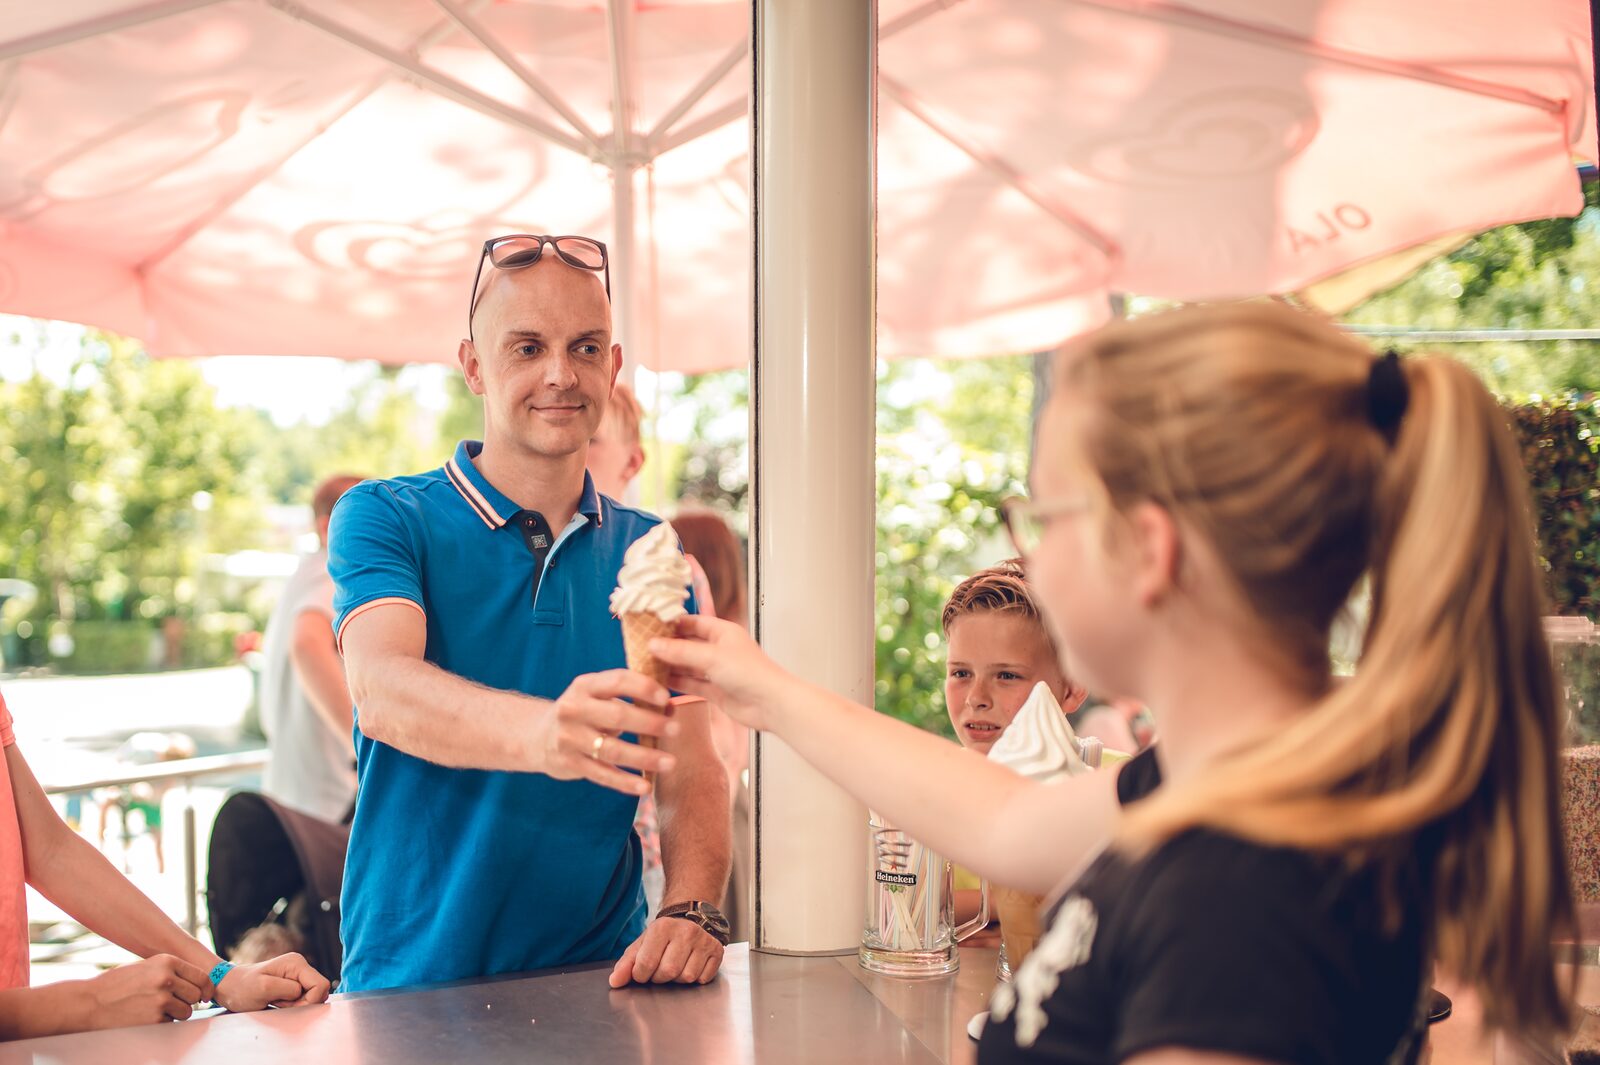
[209,960,236,994]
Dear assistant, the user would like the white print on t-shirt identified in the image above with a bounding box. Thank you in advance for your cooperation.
[991,895,1099,1048]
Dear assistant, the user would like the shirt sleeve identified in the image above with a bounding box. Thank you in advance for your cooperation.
[1109,836,1349,1065]
[0,691,12,749]
[328,484,426,652]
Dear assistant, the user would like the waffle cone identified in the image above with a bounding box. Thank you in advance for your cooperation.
[994,886,1046,970]
[621,611,676,749]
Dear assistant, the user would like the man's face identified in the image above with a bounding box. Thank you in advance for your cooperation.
[458,256,621,461]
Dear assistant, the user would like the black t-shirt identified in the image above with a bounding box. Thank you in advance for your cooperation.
[978,748,1429,1065]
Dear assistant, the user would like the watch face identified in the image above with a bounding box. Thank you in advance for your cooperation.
[678,903,731,943]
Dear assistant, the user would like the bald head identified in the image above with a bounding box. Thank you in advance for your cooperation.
[470,254,611,345]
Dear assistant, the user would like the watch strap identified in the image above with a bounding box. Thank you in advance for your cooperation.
[658,901,731,945]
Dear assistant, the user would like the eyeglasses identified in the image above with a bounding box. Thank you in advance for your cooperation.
[467,234,610,341]
[1000,495,1089,557]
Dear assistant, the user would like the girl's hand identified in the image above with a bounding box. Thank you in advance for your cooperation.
[215,953,331,1011]
[651,615,793,733]
[81,955,210,1028]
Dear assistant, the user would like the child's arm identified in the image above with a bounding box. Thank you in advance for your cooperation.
[12,744,226,973]
[0,980,94,1039]
[8,744,331,1014]
[0,955,213,1039]
[655,617,1124,895]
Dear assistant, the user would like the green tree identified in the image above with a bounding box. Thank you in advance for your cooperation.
[1507,401,1600,618]
[438,370,484,447]
[873,356,1034,734]
[670,370,749,525]
[1345,183,1600,397]
[0,327,117,620]
[312,366,441,482]
[99,333,266,621]
[0,326,268,670]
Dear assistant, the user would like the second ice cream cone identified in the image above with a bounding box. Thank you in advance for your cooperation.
[994,886,1046,971]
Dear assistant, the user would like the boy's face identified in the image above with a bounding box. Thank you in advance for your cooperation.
[945,612,1083,755]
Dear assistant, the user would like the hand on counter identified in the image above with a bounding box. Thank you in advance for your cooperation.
[78,954,213,1028]
[215,953,332,1012]
[608,916,724,988]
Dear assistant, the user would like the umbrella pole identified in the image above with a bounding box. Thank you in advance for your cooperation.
[613,165,640,382]
[749,0,876,956]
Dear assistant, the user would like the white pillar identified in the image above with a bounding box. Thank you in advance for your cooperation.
[749,0,876,955]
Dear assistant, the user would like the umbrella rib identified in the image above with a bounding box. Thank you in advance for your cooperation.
[653,98,745,158]
[264,0,590,158]
[0,0,227,63]
[880,74,1118,261]
[879,0,973,40]
[645,38,749,151]
[135,0,496,274]
[1062,0,1565,115]
[429,0,607,154]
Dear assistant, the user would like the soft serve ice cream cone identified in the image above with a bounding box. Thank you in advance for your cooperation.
[986,682,1092,973]
[610,523,692,748]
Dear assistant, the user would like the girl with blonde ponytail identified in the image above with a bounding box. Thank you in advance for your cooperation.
[651,301,1574,1062]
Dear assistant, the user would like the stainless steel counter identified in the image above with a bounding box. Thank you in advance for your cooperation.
[0,944,999,1065]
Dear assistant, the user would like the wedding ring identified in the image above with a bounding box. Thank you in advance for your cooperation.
[591,734,606,760]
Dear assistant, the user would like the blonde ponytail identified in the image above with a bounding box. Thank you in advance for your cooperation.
[1054,302,1573,1039]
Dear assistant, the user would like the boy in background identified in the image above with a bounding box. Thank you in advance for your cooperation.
[941,560,1087,933]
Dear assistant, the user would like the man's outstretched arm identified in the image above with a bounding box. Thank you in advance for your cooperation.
[341,604,676,795]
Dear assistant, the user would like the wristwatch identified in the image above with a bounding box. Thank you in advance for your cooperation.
[658,901,731,945]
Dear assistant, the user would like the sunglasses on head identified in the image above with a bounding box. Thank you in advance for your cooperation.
[467,234,610,341]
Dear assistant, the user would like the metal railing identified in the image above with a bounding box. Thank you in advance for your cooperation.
[42,749,271,936]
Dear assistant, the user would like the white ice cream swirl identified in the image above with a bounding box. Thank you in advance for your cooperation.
[609,522,692,621]
[986,682,1089,781]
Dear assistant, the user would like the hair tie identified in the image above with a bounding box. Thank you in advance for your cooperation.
[1367,350,1409,435]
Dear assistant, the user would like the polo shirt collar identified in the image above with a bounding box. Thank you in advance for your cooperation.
[576,471,603,526]
[444,440,605,530]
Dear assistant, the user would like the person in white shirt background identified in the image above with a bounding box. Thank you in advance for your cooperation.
[259,474,365,823]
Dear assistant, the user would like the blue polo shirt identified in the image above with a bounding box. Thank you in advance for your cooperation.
[327,440,696,993]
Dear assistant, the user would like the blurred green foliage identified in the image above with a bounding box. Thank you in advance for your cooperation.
[0,326,482,673]
[53,620,156,675]
[1506,401,1600,618]
[874,356,1034,736]
[1345,183,1600,397]
[0,329,261,658]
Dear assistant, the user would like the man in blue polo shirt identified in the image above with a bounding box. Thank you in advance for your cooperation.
[329,234,731,993]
